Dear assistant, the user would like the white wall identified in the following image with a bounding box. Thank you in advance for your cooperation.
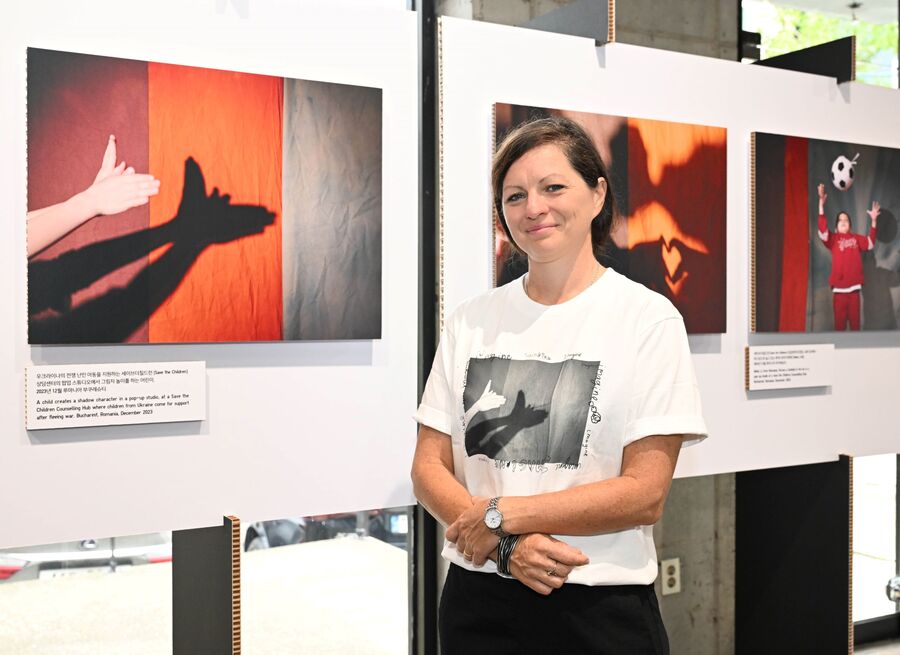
[0,0,418,548]
[438,16,900,478]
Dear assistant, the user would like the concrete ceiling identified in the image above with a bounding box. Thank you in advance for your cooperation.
[770,0,899,24]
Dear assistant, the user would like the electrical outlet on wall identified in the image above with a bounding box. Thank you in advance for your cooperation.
[661,557,681,596]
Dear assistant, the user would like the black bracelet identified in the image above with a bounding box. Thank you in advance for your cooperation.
[496,534,520,577]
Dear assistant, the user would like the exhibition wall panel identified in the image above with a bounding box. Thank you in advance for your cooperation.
[438,17,900,478]
[0,0,418,547]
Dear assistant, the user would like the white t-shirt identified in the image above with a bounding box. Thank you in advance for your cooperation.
[415,268,707,585]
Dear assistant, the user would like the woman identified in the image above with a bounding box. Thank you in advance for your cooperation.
[816,182,879,331]
[411,117,707,654]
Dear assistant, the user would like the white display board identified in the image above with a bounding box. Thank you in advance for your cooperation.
[438,17,900,478]
[1,0,418,548]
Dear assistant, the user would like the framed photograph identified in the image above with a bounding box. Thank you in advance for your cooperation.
[495,103,727,334]
[752,132,900,332]
[27,48,382,344]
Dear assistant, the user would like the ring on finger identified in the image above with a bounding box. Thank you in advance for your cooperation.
[464,551,474,561]
[546,560,558,577]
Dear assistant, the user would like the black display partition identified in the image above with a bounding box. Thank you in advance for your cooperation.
[173,516,241,655]
[753,36,855,84]
[414,1,440,654]
[735,457,851,654]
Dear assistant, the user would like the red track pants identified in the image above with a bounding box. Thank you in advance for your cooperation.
[833,290,860,331]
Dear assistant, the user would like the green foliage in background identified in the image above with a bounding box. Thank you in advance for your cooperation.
[761,7,898,86]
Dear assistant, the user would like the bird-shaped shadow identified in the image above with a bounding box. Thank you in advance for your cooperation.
[28,157,276,344]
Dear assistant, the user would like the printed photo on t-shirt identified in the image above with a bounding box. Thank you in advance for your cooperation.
[462,356,602,466]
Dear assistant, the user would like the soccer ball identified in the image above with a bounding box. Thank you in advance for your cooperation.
[831,153,859,191]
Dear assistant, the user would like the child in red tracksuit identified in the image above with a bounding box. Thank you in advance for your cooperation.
[816,183,880,331]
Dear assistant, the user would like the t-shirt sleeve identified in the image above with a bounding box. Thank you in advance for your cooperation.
[623,314,707,448]
[414,316,456,437]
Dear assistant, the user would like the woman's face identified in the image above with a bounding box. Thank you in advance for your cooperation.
[500,143,606,264]
[837,212,851,234]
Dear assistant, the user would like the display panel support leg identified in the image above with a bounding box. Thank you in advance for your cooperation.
[173,515,241,655]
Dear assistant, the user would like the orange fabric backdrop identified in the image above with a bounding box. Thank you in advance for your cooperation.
[625,118,726,255]
[148,63,283,342]
[626,117,727,333]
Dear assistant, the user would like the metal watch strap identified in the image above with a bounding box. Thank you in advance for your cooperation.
[485,496,507,537]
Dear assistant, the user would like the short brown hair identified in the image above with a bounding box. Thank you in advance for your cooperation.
[491,116,617,260]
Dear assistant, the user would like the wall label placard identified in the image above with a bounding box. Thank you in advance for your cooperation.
[25,361,206,430]
[745,345,834,391]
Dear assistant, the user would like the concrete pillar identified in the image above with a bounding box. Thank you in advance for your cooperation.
[439,0,739,61]
[655,473,736,655]
[616,0,738,59]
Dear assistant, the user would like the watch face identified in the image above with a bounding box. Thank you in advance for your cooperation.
[485,508,502,529]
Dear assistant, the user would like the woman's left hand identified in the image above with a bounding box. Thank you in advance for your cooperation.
[868,201,881,226]
[446,496,499,566]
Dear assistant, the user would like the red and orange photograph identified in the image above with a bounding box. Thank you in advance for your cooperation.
[27,48,382,344]
[494,103,727,335]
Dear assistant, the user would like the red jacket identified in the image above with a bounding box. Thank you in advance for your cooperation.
[817,214,876,289]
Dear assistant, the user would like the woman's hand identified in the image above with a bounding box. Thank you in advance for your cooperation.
[508,533,589,595]
[25,135,160,257]
[445,496,499,566]
[868,201,881,227]
[472,381,506,413]
[83,135,160,216]
[93,135,127,184]
[817,183,827,215]
[83,172,160,216]
[463,381,507,429]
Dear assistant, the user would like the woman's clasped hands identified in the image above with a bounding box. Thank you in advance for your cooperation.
[445,496,590,595]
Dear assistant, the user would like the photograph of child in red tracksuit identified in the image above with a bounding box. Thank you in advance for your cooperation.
[753,132,900,333]
[816,183,880,331]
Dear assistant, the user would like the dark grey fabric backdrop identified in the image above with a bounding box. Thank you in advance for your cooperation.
[282,79,382,340]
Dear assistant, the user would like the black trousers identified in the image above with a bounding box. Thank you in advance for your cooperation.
[439,564,670,655]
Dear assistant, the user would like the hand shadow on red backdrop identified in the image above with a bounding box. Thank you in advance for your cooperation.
[28,158,275,344]
[618,122,726,334]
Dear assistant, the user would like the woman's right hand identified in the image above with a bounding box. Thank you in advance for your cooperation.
[83,172,160,216]
[85,134,160,216]
[817,183,827,202]
[508,533,589,595]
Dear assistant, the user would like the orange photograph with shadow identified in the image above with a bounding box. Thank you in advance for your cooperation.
[494,103,727,334]
[27,48,382,344]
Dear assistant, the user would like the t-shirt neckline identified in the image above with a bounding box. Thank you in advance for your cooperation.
[510,267,617,315]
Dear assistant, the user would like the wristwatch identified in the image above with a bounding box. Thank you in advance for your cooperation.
[483,497,508,537]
